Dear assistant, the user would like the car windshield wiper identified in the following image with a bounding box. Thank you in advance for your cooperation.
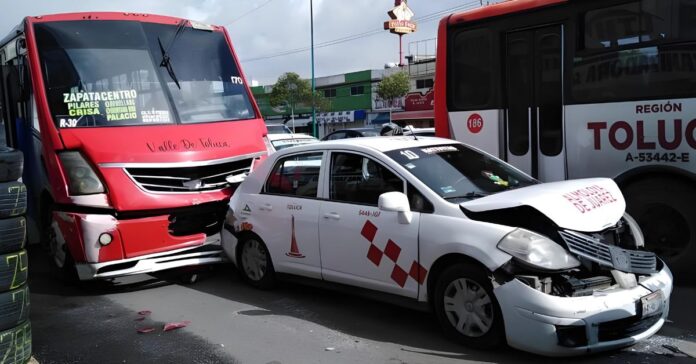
[444,191,489,200]
[157,20,187,89]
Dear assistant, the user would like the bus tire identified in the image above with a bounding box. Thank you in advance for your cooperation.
[624,177,696,283]
[0,321,31,364]
[0,182,26,219]
[0,251,27,293]
[0,148,23,183]
[0,217,25,254]
[0,285,30,332]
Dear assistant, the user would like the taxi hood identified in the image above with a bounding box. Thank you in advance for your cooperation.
[59,119,266,164]
[460,178,625,232]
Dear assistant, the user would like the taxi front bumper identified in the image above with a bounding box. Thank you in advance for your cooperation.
[494,264,672,356]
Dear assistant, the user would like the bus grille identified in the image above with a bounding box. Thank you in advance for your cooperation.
[559,230,656,274]
[126,158,253,193]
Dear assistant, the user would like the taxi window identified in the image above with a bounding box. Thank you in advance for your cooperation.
[329,152,403,205]
[265,152,322,198]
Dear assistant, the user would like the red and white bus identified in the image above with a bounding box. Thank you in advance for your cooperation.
[435,0,696,278]
[0,13,269,280]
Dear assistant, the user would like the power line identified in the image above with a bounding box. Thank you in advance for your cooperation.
[240,2,482,63]
[229,0,275,24]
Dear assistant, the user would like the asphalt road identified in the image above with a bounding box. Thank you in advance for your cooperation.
[28,248,695,364]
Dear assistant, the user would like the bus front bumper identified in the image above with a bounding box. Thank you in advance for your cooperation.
[75,235,225,280]
[53,210,226,280]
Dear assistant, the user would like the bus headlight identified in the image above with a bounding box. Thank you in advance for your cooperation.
[498,228,580,271]
[58,152,105,195]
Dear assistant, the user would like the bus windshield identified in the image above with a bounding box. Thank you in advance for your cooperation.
[34,20,255,128]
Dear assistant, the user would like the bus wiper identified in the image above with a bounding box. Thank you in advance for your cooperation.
[158,37,181,89]
[157,20,187,90]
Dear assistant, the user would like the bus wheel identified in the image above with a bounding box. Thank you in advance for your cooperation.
[43,207,78,283]
[624,177,696,282]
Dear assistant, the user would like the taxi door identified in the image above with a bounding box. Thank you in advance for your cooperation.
[319,151,421,299]
[244,151,324,279]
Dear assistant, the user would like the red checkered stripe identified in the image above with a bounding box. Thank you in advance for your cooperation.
[360,220,427,288]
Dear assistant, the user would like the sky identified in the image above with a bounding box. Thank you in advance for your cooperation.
[0,0,488,85]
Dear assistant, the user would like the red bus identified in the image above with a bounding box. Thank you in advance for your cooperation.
[0,13,269,280]
[435,0,696,279]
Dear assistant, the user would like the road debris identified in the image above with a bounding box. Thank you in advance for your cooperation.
[163,321,191,332]
[136,327,156,334]
[137,310,152,316]
[663,344,695,358]
[325,347,335,352]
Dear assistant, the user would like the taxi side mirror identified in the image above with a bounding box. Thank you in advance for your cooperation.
[378,192,412,224]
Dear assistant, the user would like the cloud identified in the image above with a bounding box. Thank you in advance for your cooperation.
[0,0,475,84]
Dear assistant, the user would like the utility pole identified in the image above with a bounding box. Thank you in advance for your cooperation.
[310,0,317,138]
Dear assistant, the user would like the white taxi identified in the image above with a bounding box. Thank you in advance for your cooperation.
[222,136,672,356]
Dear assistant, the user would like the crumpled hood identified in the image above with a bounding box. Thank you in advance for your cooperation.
[460,178,625,232]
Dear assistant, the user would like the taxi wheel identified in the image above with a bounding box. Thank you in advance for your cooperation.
[238,236,275,289]
[433,263,504,349]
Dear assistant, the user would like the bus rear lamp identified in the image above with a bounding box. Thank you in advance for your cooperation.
[99,233,113,246]
[58,152,105,195]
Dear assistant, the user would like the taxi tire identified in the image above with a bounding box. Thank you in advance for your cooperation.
[0,217,26,254]
[0,250,27,293]
[0,285,30,332]
[237,235,276,290]
[0,182,26,219]
[433,263,505,349]
[0,148,23,183]
[0,321,31,364]
[624,177,696,283]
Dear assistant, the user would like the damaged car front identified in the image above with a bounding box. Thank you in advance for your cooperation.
[462,179,672,356]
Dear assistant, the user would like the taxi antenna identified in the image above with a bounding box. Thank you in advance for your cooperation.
[407,125,418,140]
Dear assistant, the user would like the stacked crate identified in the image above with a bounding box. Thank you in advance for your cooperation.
[0,147,31,363]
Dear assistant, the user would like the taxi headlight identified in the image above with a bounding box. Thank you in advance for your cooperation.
[497,228,580,271]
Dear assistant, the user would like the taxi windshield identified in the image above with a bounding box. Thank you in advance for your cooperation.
[386,144,538,201]
[34,20,255,128]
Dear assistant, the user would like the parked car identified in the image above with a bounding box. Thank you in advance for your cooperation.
[267,133,319,153]
[321,127,380,140]
[222,136,672,357]
[266,123,293,134]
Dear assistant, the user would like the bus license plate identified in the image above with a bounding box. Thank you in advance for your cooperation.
[640,290,663,318]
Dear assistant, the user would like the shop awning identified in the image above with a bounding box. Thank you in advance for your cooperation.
[391,110,434,121]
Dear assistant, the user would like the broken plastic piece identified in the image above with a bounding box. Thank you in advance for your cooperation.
[134,317,145,322]
[137,310,152,316]
[137,327,156,334]
[163,320,191,332]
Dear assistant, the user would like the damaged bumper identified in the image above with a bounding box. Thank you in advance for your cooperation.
[54,207,227,280]
[494,264,672,356]
[75,235,225,280]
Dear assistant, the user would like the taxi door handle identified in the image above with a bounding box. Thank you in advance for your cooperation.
[259,203,273,211]
[323,212,340,220]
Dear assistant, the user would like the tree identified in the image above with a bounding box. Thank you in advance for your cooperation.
[376,71,410,123]
[269,72,328,133]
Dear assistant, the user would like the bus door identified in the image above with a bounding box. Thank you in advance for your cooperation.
[505,25,565,182]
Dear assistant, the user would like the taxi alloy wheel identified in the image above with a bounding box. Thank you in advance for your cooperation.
[434,263,504,349]
[239,237,275,289]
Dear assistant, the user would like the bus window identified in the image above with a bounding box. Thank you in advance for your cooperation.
[451,28,493,110]
[584,0,671,49]
[573,0,696,103]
